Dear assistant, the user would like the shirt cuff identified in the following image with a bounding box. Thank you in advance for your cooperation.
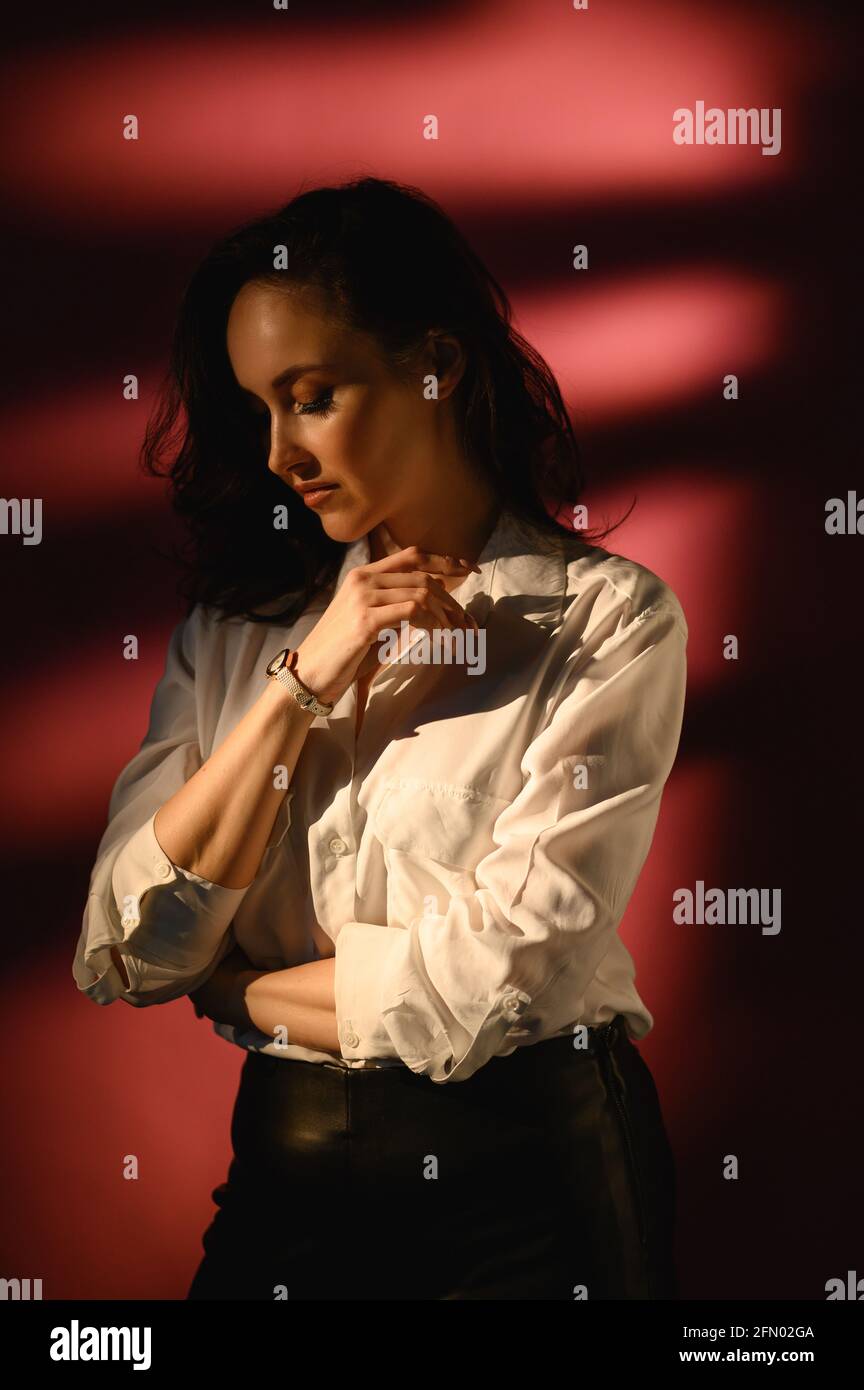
[334,920,528,1082]
[73,927,237,1007]
[334,922,402,1062]
[108,812,249,971]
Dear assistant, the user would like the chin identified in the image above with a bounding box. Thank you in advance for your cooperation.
[318,506,376,544]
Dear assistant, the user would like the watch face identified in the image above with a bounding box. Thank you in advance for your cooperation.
[266,648,291,677]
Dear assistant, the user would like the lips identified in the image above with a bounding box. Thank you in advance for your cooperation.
[298,483,339,507]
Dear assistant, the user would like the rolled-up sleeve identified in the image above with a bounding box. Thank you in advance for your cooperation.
[334,601,688,1083]
[72,607,292,1008]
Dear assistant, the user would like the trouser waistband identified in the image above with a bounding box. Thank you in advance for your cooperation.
[248,1016,631,1079]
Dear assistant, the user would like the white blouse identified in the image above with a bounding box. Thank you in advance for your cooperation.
[72,508,689,1084]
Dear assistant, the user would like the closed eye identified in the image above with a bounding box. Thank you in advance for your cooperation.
[296,389,336,417]
[245,388,336,420]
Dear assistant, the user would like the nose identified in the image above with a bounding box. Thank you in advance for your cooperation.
[266,413,311,482]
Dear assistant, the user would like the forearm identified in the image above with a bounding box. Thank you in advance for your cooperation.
[154,677,315,888]
[244,958,340,1054]
[194,953,340,1056]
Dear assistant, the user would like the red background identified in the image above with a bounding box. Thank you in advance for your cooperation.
[0,0,858,1300]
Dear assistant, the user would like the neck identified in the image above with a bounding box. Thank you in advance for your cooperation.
[370,485,501,567]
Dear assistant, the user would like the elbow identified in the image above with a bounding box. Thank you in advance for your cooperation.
[75,967,169,1010]
[74,944,210,1010]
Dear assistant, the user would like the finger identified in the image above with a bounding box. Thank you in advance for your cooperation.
[422,576,479,621]
[365,546,480,576]
[366,586,439,607]
[369,601,466,636]
[366,587,470,629]
[424,592,467,630]
[371,526,479,572]
[421,579,476,628]
[370,571,469,588]
[370,573,474,622]
[367,573,472,605]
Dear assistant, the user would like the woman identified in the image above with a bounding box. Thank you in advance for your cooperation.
[73,176,688,1301]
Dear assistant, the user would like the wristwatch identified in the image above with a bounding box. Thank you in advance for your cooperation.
[265,647,334,717]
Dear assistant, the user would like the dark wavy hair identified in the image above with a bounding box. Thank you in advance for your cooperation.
[141,175,627,624]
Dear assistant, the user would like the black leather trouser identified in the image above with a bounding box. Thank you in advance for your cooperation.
[187,1016,678,1301]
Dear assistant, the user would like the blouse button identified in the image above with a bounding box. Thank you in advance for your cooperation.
[155,860,172,879]
[343,1029,359,1048]
[502,994,521,1011]
[328,837,348,856]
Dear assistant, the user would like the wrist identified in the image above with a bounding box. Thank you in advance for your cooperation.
[293,649,343,707]
[264,645,336,717]
[266,671,317,721]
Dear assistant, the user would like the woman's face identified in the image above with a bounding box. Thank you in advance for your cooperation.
[226,279,466,545]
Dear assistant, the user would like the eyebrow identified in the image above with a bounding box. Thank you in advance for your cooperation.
[238,362,339,396]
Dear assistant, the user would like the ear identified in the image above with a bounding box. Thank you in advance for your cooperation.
[423,331,467,399]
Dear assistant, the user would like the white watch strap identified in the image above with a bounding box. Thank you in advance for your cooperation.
[272,664,334,717]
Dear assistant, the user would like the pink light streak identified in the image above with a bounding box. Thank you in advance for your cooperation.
[0,0,824,230]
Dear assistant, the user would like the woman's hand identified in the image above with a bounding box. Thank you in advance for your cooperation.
[189,945,261,1030]
[294,545,479,707]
